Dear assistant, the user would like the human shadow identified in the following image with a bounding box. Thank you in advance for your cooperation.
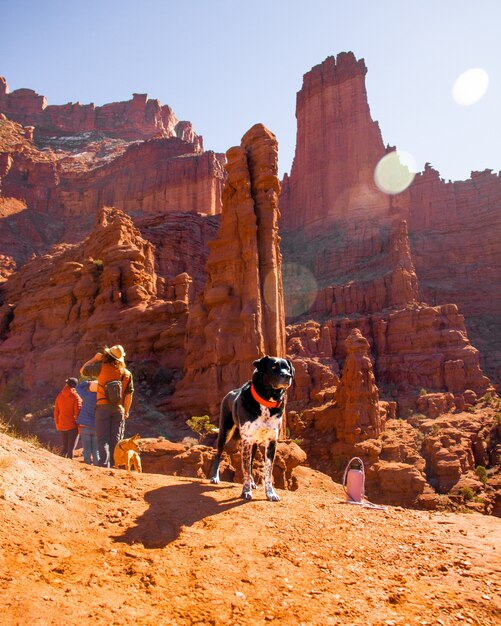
[113,479,247,549]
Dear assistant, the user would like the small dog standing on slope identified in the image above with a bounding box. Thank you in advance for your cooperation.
[113,434,142,472]
[210,356,295,501]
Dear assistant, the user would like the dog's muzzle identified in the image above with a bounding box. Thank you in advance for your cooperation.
[276,374,293,389]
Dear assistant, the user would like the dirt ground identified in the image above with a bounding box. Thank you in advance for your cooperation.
[0,432,499,626]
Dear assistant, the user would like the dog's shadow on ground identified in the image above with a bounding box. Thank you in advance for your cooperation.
[113,480,247,549]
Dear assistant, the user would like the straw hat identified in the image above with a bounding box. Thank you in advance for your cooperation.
[104,344,126,363]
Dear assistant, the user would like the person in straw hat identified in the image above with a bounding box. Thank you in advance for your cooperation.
[80,345,134,468]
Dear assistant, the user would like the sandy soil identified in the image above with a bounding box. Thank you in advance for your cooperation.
[0,433,499,626]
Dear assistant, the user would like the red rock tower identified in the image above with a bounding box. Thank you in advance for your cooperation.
[173,124,286,414]
[315,328,386,442]
[280,52,391,232]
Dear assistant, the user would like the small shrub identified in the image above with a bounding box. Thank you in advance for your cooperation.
[92,258,104,269]
[475,465,488,485]
[481,391,495,406]
[418,388,428,397]
[186,415,218,443]
[430,423,441,436]
[182,436,199,448]
[460,486,475,501]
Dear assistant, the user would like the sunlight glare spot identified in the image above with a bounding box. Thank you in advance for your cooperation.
[452,68,489,106]
[265,263,318,318]
[374,150,417,195]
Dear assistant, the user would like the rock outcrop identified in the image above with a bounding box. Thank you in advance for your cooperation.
[139,438,307,491]
[314,329,390,441]
[0,207,217,393]
[172,124,286,415]
[0,115,225,220]
[0,77,198,142]
[280,52,390,233]
[286,304,490,413]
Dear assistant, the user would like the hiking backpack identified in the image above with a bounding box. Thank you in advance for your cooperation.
[102,378,123,406]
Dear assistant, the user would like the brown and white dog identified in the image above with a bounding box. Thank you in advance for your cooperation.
[210,356,295,501]
[113,434,142,472]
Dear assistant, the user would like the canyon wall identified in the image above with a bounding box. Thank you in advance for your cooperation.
[0,116,225,220]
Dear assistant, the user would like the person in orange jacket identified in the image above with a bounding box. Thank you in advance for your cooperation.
[54,377,82,459]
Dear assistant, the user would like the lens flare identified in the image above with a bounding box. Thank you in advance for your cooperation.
[374,150,417,195]
[452,68,489,106]
[274,262,318,318]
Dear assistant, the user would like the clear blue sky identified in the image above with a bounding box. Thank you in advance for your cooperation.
[1,0,500,181]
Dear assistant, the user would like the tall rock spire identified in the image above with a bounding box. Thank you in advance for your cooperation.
[173,124,286,414]
[280,52,391,231]
[315,328,386,442]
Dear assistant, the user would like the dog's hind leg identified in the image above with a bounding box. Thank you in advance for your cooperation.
[210,400,235,484]
[264,440,280,501]
[241,439,254,500]
[249,443,258,489]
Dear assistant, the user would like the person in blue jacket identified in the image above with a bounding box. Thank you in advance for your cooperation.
[76,380,99,466]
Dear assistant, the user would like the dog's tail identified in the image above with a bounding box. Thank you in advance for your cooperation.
[225,424,237,444]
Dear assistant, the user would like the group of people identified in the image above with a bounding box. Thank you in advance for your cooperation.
[53,345,134,467]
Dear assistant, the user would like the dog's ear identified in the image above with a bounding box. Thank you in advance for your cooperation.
[253,355,270,369]
[286,359,295,377]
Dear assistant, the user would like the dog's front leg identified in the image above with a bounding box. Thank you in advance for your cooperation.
[264,440,280,502]
[241,439,254,500]
[250,442,257,489]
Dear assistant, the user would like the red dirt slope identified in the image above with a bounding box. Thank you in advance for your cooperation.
[0,432,499,626]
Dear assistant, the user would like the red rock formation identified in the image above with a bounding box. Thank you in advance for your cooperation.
[286,304,489,412]
[172,124,286,415]
[280,52,391,233]
[313,329,390,441]
[57,140,225,218]
[418,411,495,493]
[0,77,199,143]
[406,165,501,383]
[279,52,501,385]
[0,207,216,392]
[139,438,306,491]
[282,218,418,318]
[0,116,225,219]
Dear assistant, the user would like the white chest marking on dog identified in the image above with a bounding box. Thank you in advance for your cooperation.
[241,406,282,444]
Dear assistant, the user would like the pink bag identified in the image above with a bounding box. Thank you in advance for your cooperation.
[342,457,365,503]
[342,456,387,510]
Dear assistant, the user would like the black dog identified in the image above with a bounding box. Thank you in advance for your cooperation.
[210,356,295,501]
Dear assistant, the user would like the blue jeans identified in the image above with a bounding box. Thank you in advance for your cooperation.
[80,426,100,466]
[95,405,124,468]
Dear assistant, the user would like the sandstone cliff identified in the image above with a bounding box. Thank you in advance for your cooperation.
[280,52,391,233]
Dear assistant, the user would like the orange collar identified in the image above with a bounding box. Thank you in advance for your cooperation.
[250,384,283,409]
